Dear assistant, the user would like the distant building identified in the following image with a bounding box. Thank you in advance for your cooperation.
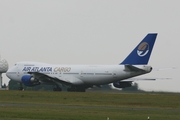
[0,59,8,89]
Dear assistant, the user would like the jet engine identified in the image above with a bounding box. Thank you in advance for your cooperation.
[113,81,132,88]
[21,75,40,86]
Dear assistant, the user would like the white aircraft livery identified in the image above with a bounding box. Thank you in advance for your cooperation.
[6,33,157,92]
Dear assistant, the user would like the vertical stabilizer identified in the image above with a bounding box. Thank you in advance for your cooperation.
[120,33,157,65]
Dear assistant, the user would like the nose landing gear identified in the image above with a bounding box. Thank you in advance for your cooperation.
[19,82,24,91]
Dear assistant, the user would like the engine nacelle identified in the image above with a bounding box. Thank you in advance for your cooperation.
[113,81,132,88]
[21,75,40,87]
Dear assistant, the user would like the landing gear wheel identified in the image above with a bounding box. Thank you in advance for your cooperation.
[67,87,86,92]
[53,87,62,91]
[67,88,73,92]
[19,86,24,91]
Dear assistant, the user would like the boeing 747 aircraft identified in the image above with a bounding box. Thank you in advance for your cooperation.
[6,33,157,92]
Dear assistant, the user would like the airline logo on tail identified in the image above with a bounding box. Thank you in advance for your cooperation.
[120,33,157,65]
[137,42,149,57]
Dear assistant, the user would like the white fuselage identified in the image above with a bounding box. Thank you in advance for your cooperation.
[6,62,150,86]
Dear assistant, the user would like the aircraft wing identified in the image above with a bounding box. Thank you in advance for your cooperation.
[27,72,82,86]
[121,77,171,82]
[122,78,156,82]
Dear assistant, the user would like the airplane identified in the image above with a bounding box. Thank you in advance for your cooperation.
[6,33,157,92]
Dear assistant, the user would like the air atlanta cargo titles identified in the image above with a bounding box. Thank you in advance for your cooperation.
[22,67,71,72]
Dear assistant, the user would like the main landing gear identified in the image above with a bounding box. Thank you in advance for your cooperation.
[67,86,86,92]
[53,85,62,91]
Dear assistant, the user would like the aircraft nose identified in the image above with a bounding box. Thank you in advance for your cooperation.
[6,66,21,82]
[6,69,12,79]
[6,67,16,79]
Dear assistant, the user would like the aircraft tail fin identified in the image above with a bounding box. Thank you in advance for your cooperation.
[120,33,157,65]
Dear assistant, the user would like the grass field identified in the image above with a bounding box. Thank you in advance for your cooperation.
[0,90,180,120]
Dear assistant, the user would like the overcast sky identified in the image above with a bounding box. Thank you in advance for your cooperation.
[0,0,179,92]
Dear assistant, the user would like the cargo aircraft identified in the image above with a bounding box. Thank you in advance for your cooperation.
[6,33,157,92]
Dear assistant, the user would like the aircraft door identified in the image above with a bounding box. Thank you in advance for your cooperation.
[113,71,117,78]
[16,65,21,77]
[80,71,84,77]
